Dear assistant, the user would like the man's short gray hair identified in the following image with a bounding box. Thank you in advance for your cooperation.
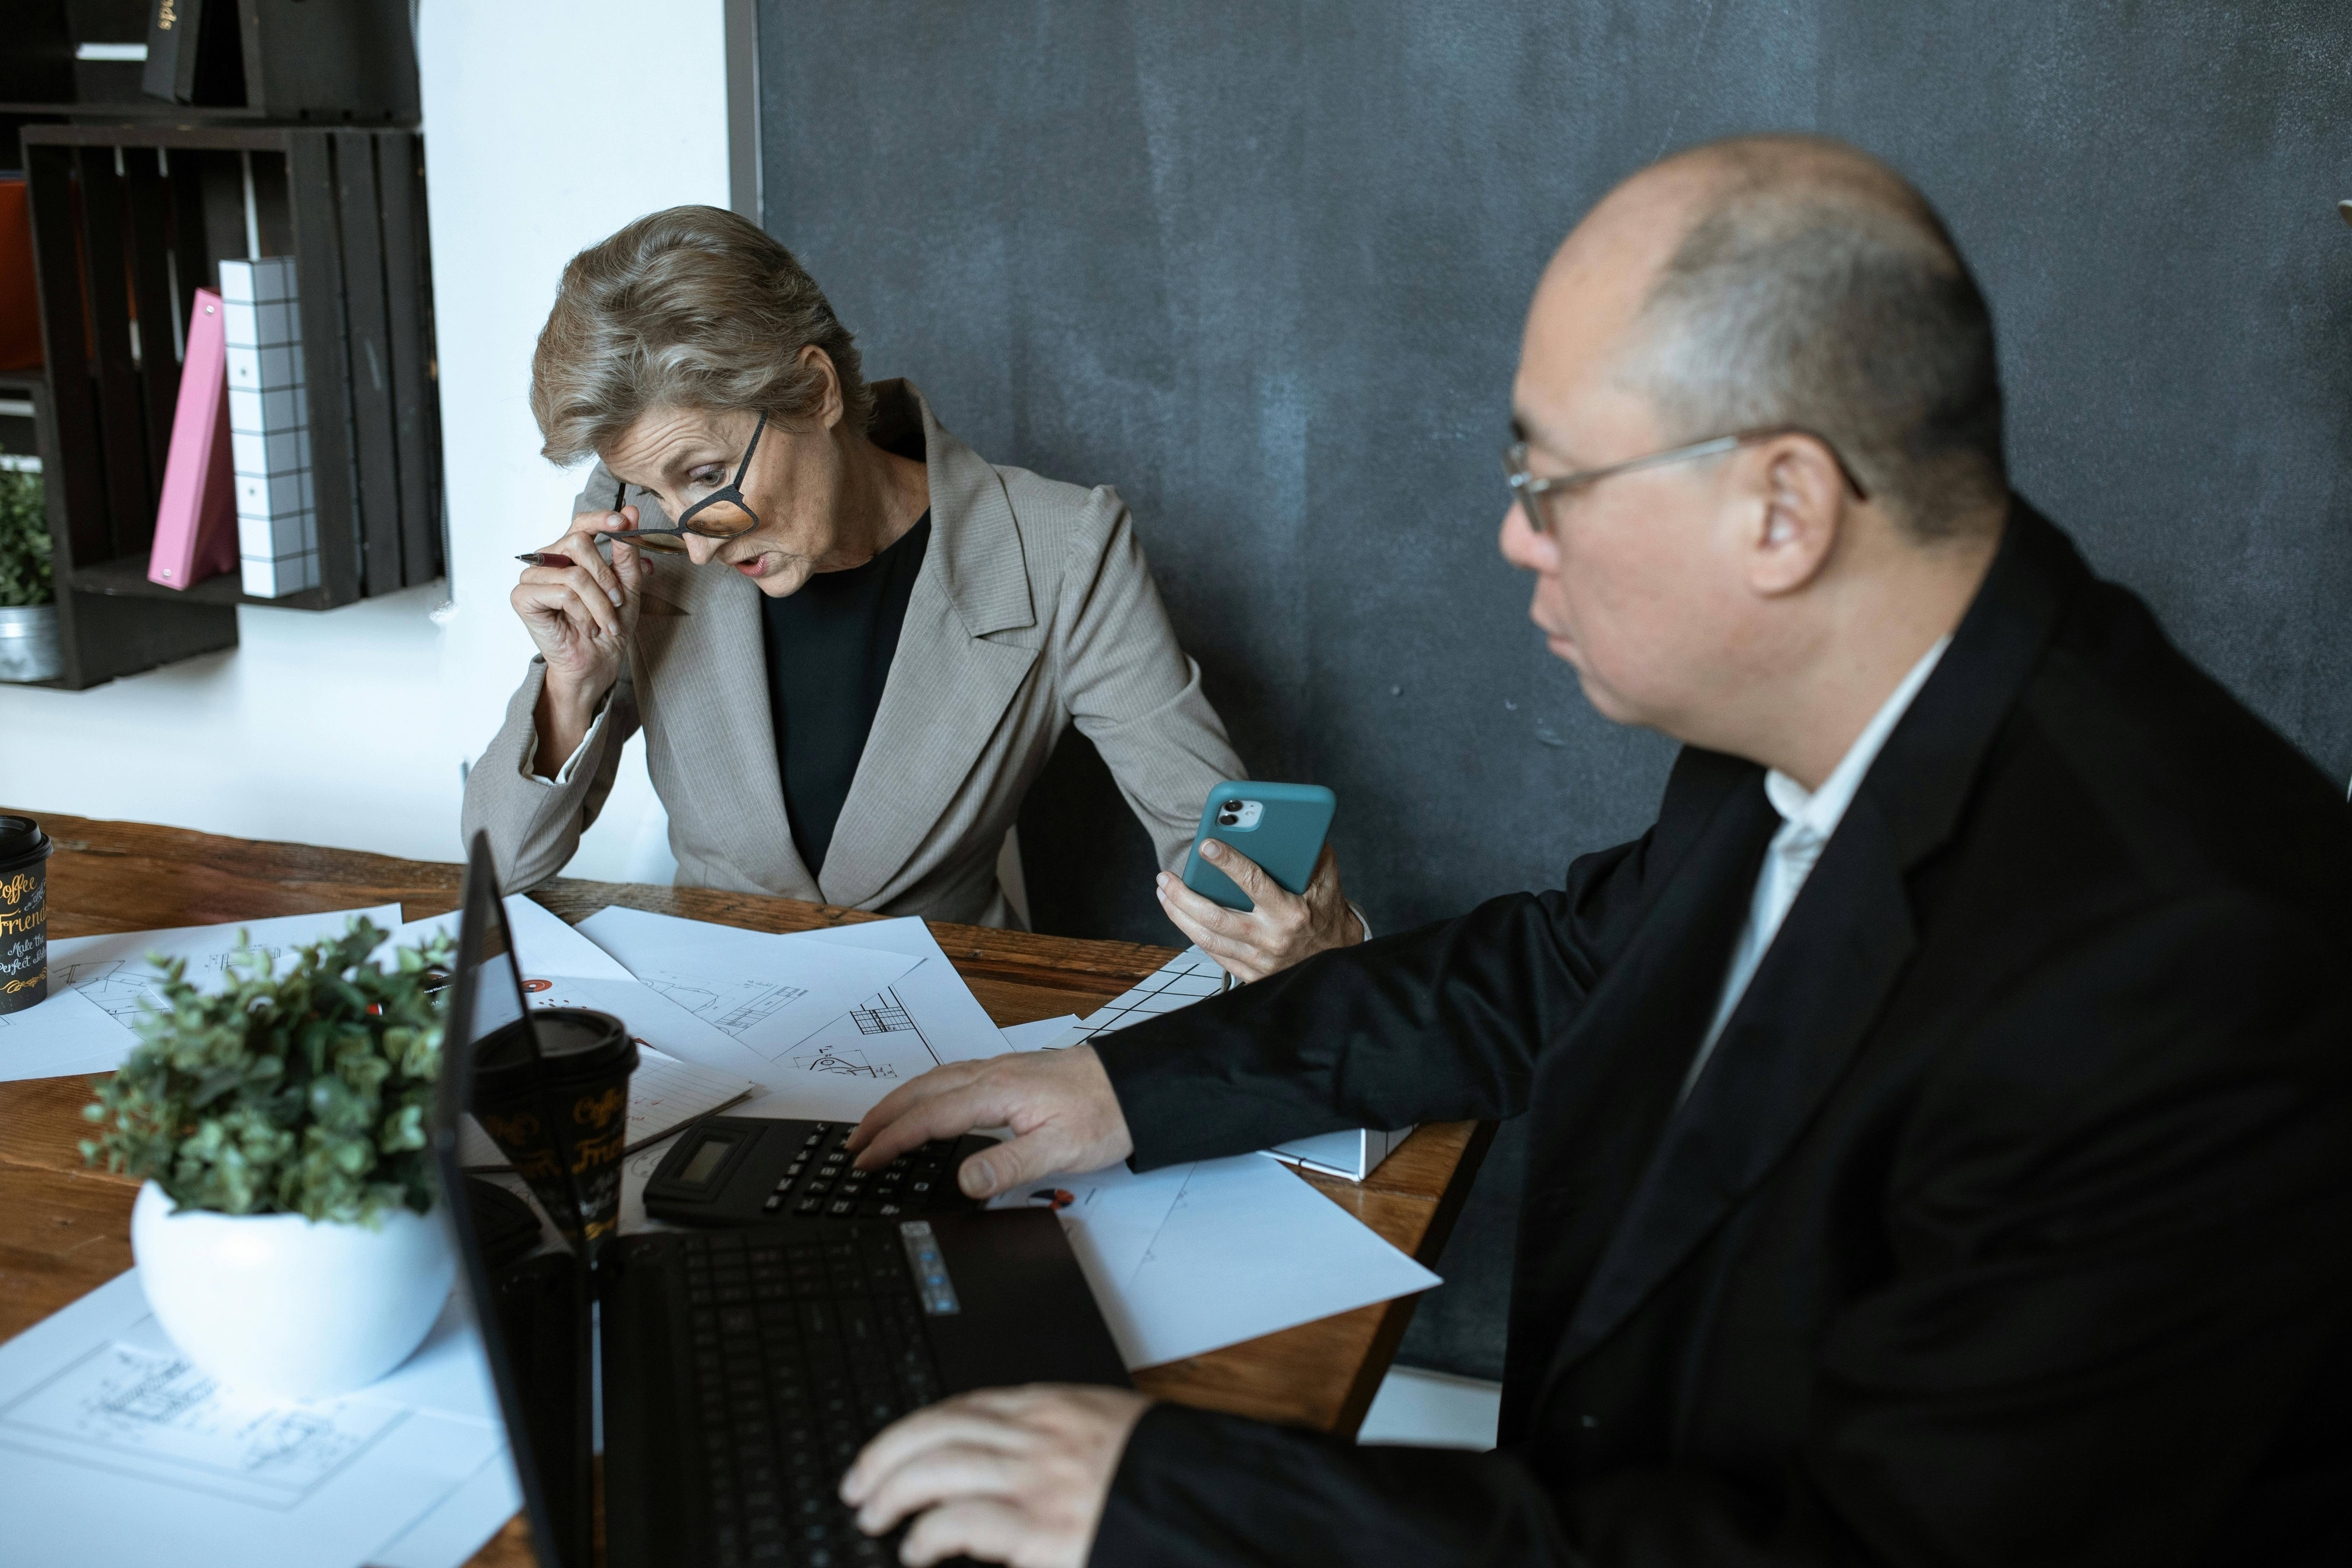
[1629,161,2006,539]
[530,205,874,467]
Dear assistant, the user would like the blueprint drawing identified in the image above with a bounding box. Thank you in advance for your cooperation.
[0,1341,402,1509]
[635,968,814,1038]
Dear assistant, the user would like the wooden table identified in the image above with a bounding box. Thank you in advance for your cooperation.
[0,811,1493,1564]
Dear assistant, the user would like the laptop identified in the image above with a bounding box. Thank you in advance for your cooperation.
[432,833,1131,1568]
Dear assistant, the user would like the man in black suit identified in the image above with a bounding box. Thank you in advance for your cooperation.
[835,135,2352,1567]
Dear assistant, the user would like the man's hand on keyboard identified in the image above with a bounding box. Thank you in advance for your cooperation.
[840,1384,1150,1568]
[846,1044,1135,1198]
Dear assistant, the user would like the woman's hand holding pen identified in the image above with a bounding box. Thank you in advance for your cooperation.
[513,505,647,771]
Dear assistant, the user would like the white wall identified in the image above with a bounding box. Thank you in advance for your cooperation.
[1,3,729,880]
[419,0,736,884]
[0,586,464,860]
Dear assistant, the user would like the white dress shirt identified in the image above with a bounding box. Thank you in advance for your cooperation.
[1679,636,1952,1102]
[530,696,608,786]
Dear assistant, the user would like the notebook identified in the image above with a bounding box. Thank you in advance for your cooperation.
[146,286,239,591]
[221,257,317,598]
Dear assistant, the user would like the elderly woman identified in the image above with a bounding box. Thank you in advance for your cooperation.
[460,206,1357,975]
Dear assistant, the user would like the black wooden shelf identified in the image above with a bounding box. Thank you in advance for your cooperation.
[3,1,418,127]
[70,555,334,612]
[0,101,271,121]
[11,122,441,688]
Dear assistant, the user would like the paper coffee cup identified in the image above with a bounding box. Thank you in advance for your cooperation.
[0,814,54,1017]
[470,1007,638,1251]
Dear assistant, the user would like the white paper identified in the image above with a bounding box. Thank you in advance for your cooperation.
[575,905,912,1061]
[1,905,405,1083]
[1043,945,1229,1049]
[396,895,636,982]
[404,900,788,1094]
[504,971,779,1087]
[1045,948,1413,1181]
[769,917,1012,1064]
[458,1045,755,1169]
[993,1154,1440,1370]
[578,910,1001,1123]
[998,1014,1080,1052]
[0,1271,516,1568]
[0,984,137,1082]
[367,1450,524,1568]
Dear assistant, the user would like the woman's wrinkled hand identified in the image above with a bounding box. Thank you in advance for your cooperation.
[1155,842,1362,983]
[514,505,649,769]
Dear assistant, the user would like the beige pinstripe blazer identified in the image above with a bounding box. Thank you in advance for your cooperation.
[460,381,1244,927]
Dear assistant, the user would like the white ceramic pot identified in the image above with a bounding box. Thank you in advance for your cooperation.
[130,1182,455,1401]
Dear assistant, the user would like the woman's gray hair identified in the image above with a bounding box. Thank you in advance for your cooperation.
[530,205,875,466]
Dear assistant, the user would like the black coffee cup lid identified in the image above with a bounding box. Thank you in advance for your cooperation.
[0,815,50,867]
[477,1008,638,1086]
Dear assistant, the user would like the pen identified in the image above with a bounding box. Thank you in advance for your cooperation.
[515,480,689,566]
[515,532,690,566]
[515,541,607,567]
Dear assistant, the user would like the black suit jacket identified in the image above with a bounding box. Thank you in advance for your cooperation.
[1088,505,2352,1567]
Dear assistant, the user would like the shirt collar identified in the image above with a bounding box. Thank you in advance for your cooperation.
[1762,635,1953,840]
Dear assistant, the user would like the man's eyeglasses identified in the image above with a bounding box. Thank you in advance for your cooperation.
[605,410,770,553]
[1503,424,1869,536]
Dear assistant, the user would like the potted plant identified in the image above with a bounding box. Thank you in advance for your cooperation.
[0,459,59,683]
[81,918,460,1400]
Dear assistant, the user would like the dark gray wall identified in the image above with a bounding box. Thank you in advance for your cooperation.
[761,2,2352,1378]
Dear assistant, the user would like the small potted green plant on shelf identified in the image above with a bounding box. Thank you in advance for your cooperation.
[82,918,459,1400]
[0,460,60,684]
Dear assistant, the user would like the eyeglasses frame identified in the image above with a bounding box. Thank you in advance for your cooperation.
[1503,423,1869,536]
[602,409,771,552]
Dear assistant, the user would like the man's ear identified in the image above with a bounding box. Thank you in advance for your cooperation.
[798,344,845,432]
[1746,435,1846,597]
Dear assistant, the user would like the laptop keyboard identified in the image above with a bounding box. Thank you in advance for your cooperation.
[678,1227,945,1567]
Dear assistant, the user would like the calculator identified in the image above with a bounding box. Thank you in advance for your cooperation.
[642,1116,994,1228]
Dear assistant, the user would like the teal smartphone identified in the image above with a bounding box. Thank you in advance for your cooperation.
[1181,781,1337,912]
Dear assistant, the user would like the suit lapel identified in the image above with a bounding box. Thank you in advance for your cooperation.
[1495,764,1774,1440]
[1541,796,1916,1385]
[634,550,819,900]
[816,383,1041,909]
[1533,498,2091,1390]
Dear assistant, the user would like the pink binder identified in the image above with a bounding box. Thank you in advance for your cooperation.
[147,287,238,590]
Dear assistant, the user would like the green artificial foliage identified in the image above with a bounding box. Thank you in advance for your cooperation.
[81,919,455,1225]
[0,467,52,609]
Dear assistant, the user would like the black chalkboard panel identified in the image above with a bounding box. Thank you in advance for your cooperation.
[761,2,2352,1379]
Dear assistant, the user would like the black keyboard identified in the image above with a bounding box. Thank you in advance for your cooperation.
[677,1226,944,1567]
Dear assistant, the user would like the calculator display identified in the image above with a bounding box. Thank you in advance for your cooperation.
[678,1135,733,1186]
